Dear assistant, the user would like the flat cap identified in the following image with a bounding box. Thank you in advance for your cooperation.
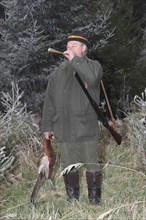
[66,31,91,48]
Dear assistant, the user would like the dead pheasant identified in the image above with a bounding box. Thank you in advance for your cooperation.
[30,138,57,204]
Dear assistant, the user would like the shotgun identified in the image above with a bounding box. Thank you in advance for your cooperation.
[74,72,122,145]
[47,48,122,144]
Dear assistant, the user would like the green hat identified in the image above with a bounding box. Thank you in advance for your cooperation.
[66,31,91,48]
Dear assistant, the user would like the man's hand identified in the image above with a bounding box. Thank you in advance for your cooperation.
[63,49,75,61]
[43,131,54,140]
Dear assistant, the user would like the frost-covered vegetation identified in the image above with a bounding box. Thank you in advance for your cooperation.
[127,89,146,171]
[0,84,146,220]
[0,83,41,180]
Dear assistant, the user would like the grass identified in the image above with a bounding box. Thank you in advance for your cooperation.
[0,140,146,220]
[1,81,145,219]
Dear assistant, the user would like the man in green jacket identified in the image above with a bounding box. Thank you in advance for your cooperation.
[42,31,103,205]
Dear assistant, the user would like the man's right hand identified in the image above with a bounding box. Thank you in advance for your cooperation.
[43,132,54,140]
[63,48,75,61]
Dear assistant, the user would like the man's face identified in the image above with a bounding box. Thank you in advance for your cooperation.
[66,41,86,57]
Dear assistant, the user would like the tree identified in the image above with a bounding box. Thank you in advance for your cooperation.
[93,0,146,117]
[0,0,145,115]
[0,0,115,113]
[0,0,51,112]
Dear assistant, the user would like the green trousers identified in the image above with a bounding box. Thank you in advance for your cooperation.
[59,139,101,172]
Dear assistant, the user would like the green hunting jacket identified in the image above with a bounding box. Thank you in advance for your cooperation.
[42,55,103,143]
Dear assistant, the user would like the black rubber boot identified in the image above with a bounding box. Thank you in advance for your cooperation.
[86,171,102,205]
[63,170,80,202]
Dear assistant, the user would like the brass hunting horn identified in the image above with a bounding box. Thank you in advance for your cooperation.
[48,47,63,55]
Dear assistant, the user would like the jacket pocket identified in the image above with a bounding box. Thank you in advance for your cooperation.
[73,110,99,140]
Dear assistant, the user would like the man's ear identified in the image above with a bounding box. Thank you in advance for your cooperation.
[82,44,87,53]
